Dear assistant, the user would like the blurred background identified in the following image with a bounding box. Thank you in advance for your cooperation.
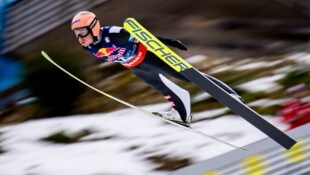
[0,0,309,174]
[1,0,309,127]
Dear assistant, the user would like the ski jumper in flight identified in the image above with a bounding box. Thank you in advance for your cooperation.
[71,11,243,124]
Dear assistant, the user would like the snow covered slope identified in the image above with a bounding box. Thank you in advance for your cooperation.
[0,103,288,175]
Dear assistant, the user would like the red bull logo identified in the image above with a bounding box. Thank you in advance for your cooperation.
[95,45,119,57]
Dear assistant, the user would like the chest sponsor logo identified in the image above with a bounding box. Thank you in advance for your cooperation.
[95,45,119,57]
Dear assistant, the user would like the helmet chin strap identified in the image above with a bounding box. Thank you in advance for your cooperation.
[92,30,102,45]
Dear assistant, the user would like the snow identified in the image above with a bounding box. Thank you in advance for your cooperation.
[285,52,310,65]
[236,74,285,93]
[191,92,211,102]
[0,103,288,175]
[186,55,207,63]
[209,64,234,74]
[248,98,292,107]
[193,108,228,120]
[235,60,284,70]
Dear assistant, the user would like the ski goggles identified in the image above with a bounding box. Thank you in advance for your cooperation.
[73,17,98,39]
[73,27,91,39]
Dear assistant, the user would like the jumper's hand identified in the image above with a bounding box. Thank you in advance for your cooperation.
[171,40,188,51]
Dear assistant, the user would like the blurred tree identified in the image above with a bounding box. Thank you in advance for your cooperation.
[23,48,86,117]
[279,67,310,88]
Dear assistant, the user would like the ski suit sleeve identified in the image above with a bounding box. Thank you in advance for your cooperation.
[109,28,131,45]
[156,36,188,51]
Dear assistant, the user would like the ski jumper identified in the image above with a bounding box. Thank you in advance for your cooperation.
[84,26,238,122]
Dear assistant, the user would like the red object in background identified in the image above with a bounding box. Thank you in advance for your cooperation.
[278,99,310,130]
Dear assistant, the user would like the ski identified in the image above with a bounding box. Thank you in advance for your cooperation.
[123,18,297,150]
[41,51,248,153]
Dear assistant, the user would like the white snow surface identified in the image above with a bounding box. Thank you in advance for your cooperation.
[186,55,207,63]
[286,52,310,65]
[0,103,288,175]
[237,74,285,93]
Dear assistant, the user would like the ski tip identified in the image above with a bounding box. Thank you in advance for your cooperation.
[41,51,47,56]
[125,17,134,21]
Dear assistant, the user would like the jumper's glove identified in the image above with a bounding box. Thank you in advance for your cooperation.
[157,36,188,51]
[171,40,188,51]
